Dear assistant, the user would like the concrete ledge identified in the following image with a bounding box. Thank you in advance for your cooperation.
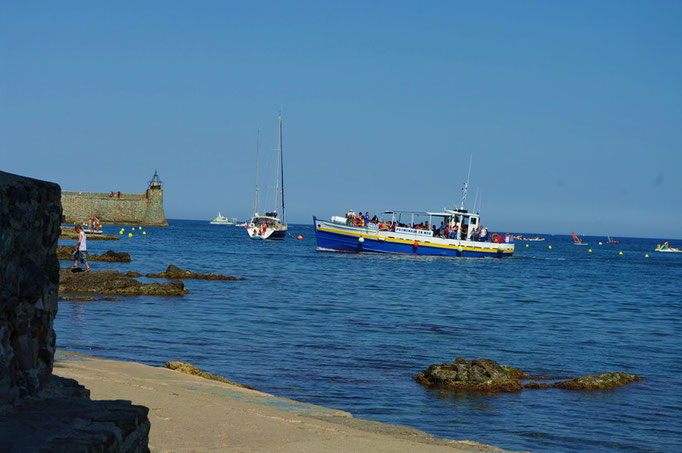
[53,351,511,452]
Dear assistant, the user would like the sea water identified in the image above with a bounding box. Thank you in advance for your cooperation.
[55,220,682,452]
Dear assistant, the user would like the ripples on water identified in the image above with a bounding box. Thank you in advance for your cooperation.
[56,221,682,452]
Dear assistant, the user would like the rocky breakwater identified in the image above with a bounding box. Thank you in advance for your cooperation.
[60,229,119,240]
[59,269,188,296]
[147,264,244,280]
[415,357,643,394]
[57,245,131,262]
[1,171,150,452]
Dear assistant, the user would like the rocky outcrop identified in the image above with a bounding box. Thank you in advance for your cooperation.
[0,376,150,452]
[554,372,642,390]
[165,361,253,389]
[59,269,188,296]
[59,230,120,240]
[57,246,131,262]
[147,264,244,280]
[0,171,61,405]
[415,357,523,393]
[416,357,643,394]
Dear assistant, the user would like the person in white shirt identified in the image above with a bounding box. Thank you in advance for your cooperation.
[72,224,91,271]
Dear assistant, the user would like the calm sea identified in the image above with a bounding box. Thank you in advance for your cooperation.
[55,220,682,452]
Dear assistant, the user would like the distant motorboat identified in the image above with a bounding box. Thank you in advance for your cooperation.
[606,234,619,244]
[210,212,236,225]
[655,242,681,253]
[572,232,588,246]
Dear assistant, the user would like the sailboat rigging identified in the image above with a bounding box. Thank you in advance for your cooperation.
[245,113,288,240]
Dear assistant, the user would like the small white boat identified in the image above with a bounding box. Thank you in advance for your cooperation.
[655,242,681,253]
[210,212,236,225]
[83,229,103,234]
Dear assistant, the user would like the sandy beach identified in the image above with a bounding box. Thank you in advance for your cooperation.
[53,351,509,452]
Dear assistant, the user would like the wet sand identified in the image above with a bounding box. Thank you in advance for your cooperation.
[53,351,512,452]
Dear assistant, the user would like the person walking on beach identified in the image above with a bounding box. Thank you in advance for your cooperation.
[72,224,91,271]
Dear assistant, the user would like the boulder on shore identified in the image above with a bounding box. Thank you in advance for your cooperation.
[147,264,244,280]
[554,372,642,390]
[59,268,188,296]
[415,357,523,393]
[165,361,253,389]
[57,246,131,262]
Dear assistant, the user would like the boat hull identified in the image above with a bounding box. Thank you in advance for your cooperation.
[313,217,513,258]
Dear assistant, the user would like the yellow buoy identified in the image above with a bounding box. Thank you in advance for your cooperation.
[645,254,649,257]
[143,231,147,235]
[132,227,135,231]
[128,233,133,237]
[588,249,592,253]
[525,244,529,247]
[548,245,552,249]
[619,251,623,255]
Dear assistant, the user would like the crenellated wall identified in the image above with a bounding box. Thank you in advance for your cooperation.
[0,171,61,405]
[61,189,168,226]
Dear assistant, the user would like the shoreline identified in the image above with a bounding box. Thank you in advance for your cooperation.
[53,350,513,452]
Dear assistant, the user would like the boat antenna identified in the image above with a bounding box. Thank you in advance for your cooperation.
[472,187,479,214]
[459,154,472,210]
[254,127,260,216]
[279,111,285,224]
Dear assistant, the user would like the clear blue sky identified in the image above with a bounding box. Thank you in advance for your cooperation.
[2,1,681,238]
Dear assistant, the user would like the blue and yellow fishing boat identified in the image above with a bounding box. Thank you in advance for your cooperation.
[313,209,514,258]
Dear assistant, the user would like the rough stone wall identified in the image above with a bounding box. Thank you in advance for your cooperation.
[0,171,61,406]
[61,189,168,226]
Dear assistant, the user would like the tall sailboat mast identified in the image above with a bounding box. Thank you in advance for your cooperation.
[254,128,261,216]
[279,112,285,224]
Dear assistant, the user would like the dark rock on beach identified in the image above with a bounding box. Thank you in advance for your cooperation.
[554,372,642,390]
[147,264,244,280]
[57,245,131,262]
[415,357,523,393]
[125,271,142,278]
[165,361,253,389]
[59,268,188,296]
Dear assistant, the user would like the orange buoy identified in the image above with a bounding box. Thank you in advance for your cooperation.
[297,235,303,240]
[413,241,419,247]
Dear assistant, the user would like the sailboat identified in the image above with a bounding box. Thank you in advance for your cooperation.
[606,234,619,244]
[572,232,588,246]
[246,113,288,240]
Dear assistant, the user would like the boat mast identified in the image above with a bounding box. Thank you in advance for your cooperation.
[459,154,472,210]
[254,128,261,216]
[278,112,285,224]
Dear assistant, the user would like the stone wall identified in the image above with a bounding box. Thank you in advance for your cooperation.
[0,171,150,451]
[61,189,168,226]
[0,171,61,405]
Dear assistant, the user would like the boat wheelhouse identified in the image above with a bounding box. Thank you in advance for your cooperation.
[313,209,514,258]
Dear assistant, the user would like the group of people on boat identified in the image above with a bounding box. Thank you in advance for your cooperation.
[344,209,499,242]
[85,216,101,232]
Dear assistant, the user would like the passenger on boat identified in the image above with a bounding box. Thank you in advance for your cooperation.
[480,227,488,242]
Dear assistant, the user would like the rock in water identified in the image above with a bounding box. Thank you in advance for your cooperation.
[59,269,188,296]
[415,357,523,393]
[554,372,642,390]
[146,264,244,280]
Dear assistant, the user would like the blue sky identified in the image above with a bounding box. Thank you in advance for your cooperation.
[2,1,681,238]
